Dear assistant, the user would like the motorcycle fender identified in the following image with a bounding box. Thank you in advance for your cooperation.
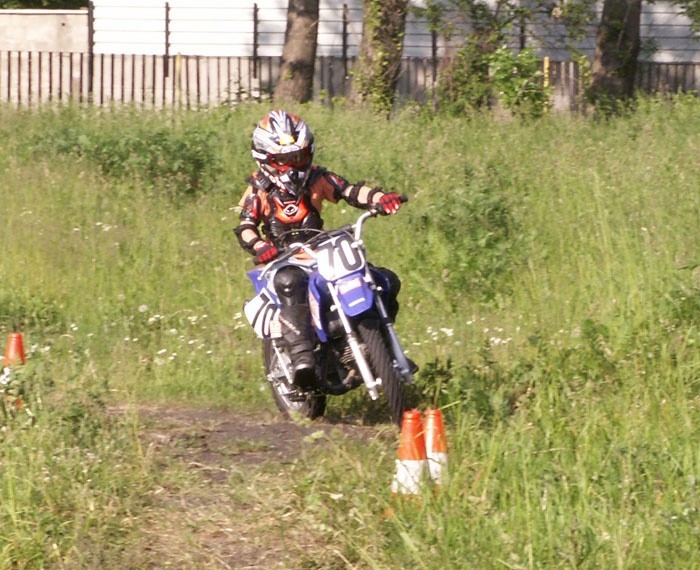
[337,275,374,317]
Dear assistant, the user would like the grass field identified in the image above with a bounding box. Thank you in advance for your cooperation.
[1,97,699,567]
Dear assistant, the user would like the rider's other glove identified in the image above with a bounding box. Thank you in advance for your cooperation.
[254,242,279,264]
[377,192,402,215]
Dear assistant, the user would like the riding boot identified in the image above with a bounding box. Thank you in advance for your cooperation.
[373,266,401,321]
[279,304,316,388]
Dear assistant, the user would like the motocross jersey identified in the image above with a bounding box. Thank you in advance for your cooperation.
[234,165,383,254]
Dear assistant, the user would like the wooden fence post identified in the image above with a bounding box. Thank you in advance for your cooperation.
[253,3,258,80]
[88,1,95,103]
[164,2,170,78]
[342,3,349,79]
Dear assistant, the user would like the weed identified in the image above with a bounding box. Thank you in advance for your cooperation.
[1,99,700,566]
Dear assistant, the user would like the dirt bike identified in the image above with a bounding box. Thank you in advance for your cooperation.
[242,199,414,426]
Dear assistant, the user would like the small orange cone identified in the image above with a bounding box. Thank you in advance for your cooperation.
[4,333,26,367]
[424,408,449,487]
[391,410,428,495]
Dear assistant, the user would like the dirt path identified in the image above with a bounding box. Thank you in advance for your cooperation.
[130,405,384,569]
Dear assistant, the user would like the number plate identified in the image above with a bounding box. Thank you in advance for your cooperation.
[316,234,365,281]
[244,289,280,338]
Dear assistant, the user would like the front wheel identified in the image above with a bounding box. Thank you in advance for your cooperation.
[262,339,326,420]
[357,319,407,426]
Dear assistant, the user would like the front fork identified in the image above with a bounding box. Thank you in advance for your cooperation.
[326,276,414,400]
[373,288,414,384]
[326,282,381,400]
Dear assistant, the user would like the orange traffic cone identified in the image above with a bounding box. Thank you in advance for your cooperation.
[424,408,449,487]
[4,333,25,367]
[391,410,428,495]
[2,333,25,412]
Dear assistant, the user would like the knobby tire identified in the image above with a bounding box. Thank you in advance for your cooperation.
[357,319,407,426]
[262,339,326,420]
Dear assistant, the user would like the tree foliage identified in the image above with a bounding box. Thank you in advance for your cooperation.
[418,0,559,117]
[674,0,700,32]
[419,0,698,114]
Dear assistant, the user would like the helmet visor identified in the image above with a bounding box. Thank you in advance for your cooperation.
[269,147,313,169]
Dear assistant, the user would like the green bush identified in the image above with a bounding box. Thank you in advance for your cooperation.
[436,44,550,118]
[410,161,525,304]
[0,293,65,335]
[31,118,222,197]
[436,39,493,114]
[489,46,551,118]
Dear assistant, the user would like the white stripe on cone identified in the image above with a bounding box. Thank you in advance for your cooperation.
[427,451,448,486]
[391,459,427,495]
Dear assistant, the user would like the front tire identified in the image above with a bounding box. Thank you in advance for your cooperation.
[262,339,326,420]
[357,319,407,426]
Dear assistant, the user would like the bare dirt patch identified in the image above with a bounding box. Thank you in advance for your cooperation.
[127,405,388,569]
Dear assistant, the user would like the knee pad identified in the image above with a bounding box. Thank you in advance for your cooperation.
[273,266,309,305]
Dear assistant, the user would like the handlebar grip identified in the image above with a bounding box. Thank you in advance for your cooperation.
[366,193,409,216]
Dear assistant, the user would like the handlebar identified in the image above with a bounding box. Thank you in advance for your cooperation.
[252,194,409,272]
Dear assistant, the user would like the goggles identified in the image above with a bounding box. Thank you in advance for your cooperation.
[268,147,312,169]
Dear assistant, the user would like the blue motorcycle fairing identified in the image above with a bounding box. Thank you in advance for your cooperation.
[336,274,374,316]
[307,278,328,342]
[308,269,374,342]
[245,264,391,342]
[247,256,315,299]
[246,268,268,296]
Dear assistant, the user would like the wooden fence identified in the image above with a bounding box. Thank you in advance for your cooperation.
[0,51,698,111]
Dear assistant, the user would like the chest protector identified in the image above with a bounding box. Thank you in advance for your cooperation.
[247,169,325,247]
[264,190,323,246]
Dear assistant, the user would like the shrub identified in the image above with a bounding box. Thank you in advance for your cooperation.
[436,45,551,118]
[489,46,551,118]
[0,293,65,335]
[411,161,524,304]
[32,120,222,197]
[435,39,493,115]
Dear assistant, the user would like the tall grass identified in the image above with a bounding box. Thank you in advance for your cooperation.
[0,97,699,566]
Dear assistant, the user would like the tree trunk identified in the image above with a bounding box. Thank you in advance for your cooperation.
[587,0,642,110]
[349,0,409,115]
[274,0,319,104]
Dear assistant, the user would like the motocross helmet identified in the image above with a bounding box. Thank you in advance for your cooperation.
[251,110,315,197]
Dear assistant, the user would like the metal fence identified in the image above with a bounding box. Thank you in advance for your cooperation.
[1,50,698,111]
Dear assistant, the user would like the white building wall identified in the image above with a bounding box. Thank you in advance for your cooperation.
[641,2,699,62]
[0,2,697,63]
[0,9,88,52]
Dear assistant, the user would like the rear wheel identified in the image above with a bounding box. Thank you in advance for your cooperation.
[262,339,326,420]
[357,319,407,426]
